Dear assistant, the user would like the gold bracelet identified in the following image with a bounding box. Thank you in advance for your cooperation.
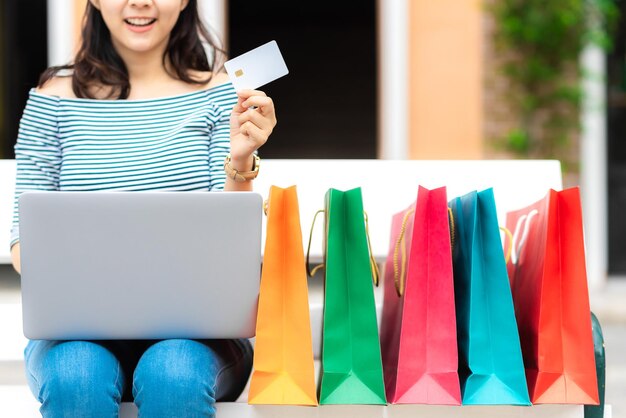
[224,154,260,182]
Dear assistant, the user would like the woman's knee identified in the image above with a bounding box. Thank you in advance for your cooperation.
[25,340,123,415]
[133,339,222,414]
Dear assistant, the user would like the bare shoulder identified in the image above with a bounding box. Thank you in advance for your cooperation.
[36,76,75,98]
[207,71,230,88]
[190,70,231,90]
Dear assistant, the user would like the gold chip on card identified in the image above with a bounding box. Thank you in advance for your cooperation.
[235,69,244,77]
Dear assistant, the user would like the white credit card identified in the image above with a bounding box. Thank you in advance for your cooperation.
[224,40,289,91]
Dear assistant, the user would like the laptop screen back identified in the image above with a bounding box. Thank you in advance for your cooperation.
[19,191,262,340]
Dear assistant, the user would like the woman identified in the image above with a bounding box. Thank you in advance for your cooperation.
[9,0,276,416]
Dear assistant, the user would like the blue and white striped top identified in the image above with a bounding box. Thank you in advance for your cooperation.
[10,82,238,247]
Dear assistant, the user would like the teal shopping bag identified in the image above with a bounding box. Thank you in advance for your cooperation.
[449,189,530,405]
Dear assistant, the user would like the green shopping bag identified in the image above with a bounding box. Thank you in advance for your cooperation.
[308,188,387,405]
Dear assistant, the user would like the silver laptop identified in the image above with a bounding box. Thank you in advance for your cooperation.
[18,191,263,340]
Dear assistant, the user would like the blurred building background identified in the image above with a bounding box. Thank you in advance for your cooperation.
[0,0,625,414]
[2,0,623,288]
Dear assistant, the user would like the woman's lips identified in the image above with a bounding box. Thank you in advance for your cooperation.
[124,19,157,33]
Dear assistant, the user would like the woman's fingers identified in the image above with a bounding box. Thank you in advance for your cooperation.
[232,96,248,114]
[242,96,275,115]
[237,108,274,132]
[236,90,275,117]
[240,121,269,145]
[231,89,276,154]
[236,89,267,99]
[233,90,264,113]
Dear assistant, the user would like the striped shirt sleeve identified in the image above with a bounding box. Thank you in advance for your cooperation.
[206,90,237,191]
[10,93,62,247]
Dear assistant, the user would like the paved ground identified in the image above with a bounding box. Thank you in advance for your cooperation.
[602,323,626,418]
[591,280,626,418]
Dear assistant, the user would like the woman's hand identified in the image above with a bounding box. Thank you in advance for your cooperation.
[11,243,20,274]
[229,89,277,171]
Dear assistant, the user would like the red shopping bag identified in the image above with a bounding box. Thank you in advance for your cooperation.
[380,186,461,405]
[505,188,599,404]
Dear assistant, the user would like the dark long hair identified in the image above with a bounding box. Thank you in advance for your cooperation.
[39,0,226,99]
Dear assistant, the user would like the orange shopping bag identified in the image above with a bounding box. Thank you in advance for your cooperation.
[248,186,317,405]
[505,188,598,404]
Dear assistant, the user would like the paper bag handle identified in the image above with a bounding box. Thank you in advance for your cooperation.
[306,210,326,277]
[393,209,415,297]
[263,199,269,216]
[364,211,381,287]
[393,207,455,297]
[500,226,513,264]
[510,209,538,265]
[305,209,380,287]
[448,207,455,250]
[446,206,514,264]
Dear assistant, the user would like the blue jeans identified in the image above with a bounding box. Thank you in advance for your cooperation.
[24,338,253,418]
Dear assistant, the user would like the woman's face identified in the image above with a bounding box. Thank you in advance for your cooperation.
[90,0,189,56]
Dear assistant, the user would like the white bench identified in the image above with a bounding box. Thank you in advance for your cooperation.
[1,159,600,417]
[0,159,564,265]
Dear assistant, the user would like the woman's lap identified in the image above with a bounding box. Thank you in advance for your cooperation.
[24,338,253,417]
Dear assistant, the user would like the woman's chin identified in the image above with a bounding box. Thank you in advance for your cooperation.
[118,39,163,55]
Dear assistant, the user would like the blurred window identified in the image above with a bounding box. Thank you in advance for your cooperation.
[607,1,626,275]
[228,1,377,159]
[0,0,48,159]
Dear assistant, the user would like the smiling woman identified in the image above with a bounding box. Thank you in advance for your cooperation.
[125,17,158,31]
[11,0,277,417]
[40,0,225,100]
[95,0,185,51]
